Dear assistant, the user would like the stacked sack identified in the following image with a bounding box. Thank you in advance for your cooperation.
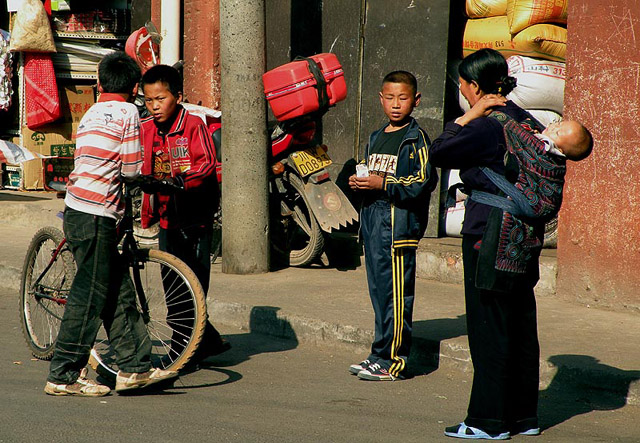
[463,0,567,61]
[444,0,567,238]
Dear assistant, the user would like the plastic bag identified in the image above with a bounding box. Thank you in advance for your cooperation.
[9,0,56,53]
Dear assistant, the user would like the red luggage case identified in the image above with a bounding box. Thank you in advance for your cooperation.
[263,53,347,121]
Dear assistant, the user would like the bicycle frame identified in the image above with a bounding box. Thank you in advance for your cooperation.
[30,238,70,306]
[30,182,151,321]
[120,182,153,324]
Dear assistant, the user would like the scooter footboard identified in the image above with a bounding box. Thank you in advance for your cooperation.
[303,179,358,233]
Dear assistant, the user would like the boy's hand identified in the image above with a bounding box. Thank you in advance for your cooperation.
[348,174,358,190]
[351,174,384,191]
[455,94,507,127]
[138,175,184,194]
[159,176,184,192]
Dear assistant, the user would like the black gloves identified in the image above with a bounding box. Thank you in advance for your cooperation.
[138,175,185,194]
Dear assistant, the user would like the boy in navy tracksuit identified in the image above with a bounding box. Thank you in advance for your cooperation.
[348,71,438,380]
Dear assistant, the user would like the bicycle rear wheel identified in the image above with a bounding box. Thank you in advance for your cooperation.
[20,226,75,360]
[90,249,207,379]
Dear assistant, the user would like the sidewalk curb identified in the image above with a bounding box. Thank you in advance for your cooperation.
[209,298,640,406]
[416,241,557,297]
[2,259,637,406]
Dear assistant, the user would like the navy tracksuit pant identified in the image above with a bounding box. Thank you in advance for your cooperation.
[361,199,416,378]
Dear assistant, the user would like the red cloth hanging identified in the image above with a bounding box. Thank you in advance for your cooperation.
[24,53,61,129]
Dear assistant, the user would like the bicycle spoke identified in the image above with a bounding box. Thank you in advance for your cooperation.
[90,249,205,375]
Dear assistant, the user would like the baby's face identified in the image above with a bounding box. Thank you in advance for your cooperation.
[542,121,579,153]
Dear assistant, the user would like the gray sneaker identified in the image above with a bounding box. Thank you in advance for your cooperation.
[115,368,178,392]
[45,367,110,397]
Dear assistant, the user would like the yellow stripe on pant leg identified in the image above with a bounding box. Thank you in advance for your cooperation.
[397,252,406,373]
[390,249,406,376]
[389,249,399,374]
[390,248,400,371]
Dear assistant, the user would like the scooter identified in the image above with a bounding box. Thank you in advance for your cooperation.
[127,23,357,266]
[208,110,358,266]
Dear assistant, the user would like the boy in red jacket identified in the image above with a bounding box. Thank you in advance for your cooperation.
[140,64,229,364]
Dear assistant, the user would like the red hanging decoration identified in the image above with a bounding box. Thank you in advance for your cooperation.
[24,53,61,129]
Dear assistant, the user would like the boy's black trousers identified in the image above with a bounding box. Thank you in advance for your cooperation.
[361,199,416,378]
[159,225,223,351]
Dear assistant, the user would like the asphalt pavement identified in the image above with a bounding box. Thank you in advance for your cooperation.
[1,188,639,409]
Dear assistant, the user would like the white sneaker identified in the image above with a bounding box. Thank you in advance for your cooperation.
[45,367,110,397]
[115,368,178,392]
[519,428,541,436]
[444,422,510,440]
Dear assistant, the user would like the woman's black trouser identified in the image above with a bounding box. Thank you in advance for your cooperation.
[462,234,540,435]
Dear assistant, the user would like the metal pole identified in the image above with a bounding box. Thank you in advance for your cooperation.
[219,0,270,274]
[160,0,180,66]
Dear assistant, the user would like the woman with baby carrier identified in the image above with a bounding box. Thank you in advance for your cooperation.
[428,48,544,440]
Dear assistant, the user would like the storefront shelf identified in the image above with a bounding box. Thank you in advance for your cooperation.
[54,31,128,41]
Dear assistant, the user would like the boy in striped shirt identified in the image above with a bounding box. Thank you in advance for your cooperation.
[45,52,177,397]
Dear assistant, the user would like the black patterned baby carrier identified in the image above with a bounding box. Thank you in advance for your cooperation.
[470,111,567,292]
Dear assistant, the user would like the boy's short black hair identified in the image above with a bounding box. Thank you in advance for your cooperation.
[141,64,183,97]
[98,52,141,94]
[382,71,418,96]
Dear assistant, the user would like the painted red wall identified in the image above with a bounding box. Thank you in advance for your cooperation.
[558,0,640,310]
[150,0,221,109]
[183,0,221,108]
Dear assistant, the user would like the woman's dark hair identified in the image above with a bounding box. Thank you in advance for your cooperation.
[458,48,516,96]
[141,64,183,97]
[98,52,141,94]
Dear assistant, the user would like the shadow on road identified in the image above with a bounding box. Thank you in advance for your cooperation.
[0,192,51,202]
[199,306,299,374]
[539,354,640,431]
[408,314,467,377]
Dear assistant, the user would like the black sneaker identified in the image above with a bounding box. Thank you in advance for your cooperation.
[349,359,373,375]
[357,362,396,381]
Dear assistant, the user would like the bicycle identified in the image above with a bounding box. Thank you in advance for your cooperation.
[19,179,208,379]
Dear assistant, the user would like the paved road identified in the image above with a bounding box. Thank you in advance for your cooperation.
[2,285,639,442]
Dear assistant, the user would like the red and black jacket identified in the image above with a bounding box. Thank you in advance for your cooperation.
[140,105,219,230]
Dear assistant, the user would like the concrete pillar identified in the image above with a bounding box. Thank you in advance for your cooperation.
[219,0,270,274]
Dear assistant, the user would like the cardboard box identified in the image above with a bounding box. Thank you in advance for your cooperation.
[22,158,44,190]
[22,84,95,156]
[19,85,93,189]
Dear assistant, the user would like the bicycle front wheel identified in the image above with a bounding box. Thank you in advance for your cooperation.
[90,249,207,379]
[20,226,75,360]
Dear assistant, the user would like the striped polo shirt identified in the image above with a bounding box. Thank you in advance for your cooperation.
[64,93,142,221]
